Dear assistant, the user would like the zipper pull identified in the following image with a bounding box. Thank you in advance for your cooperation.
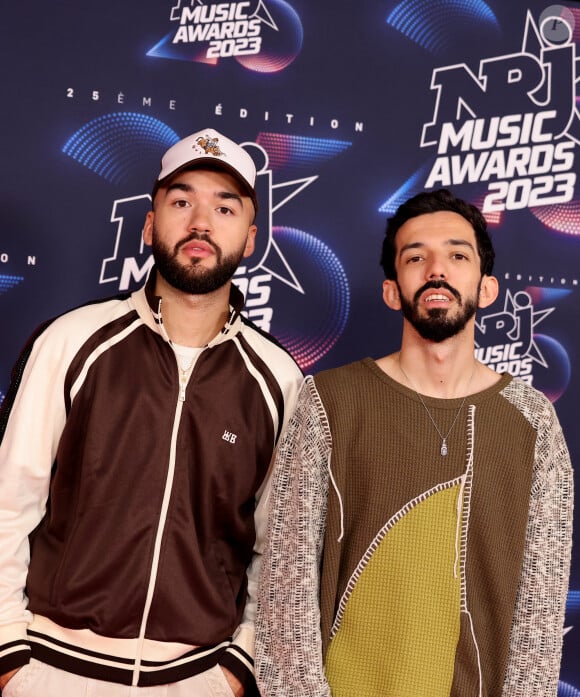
[179,370,188,402]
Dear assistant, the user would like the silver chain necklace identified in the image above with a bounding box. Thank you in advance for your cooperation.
[398,359,475,457]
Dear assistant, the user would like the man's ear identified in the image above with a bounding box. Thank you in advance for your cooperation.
[143,211,154,247]
[242,225,257,258]
[383,279,401,311]
[478,274,499,309]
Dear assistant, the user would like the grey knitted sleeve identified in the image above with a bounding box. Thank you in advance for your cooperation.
[256,377,333,697]
[501,379,574,697]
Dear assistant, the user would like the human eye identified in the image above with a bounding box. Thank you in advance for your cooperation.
[216,205,234,215]
[173,198,191,208]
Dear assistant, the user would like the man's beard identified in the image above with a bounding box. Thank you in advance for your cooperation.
[152,229,246,295]
[398,279,479,343]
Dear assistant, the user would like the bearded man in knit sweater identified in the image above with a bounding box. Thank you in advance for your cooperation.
[255,188,574,697]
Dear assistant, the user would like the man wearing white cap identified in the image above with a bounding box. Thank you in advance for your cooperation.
[0,128,302,696]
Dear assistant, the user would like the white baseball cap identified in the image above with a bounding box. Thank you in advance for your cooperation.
[153,128,258,211]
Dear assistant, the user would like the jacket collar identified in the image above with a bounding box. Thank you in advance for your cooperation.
[143,266,245,347]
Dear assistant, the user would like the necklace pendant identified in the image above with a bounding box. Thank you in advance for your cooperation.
[441,439,448,457]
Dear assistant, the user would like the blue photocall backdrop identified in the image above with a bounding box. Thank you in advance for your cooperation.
[1,1,579,692]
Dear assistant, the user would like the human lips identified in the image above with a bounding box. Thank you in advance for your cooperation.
[423,291,452,304]
[414,281,460,306]
[180,239,215,258]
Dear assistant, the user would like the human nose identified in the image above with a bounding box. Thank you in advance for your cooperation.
[425,254,447,280]
[186,202,211,233]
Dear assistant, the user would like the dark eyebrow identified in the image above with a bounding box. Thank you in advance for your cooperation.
[166,182,192,194]
[400,238,476,254]
[399,241,425,255]
[165,182,243,206]
[446,238,476,253]
[218,191,243,206]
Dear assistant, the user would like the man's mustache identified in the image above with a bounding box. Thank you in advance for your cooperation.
[413,280,461,304]
[174,231,219,256]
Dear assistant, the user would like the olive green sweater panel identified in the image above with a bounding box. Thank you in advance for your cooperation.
[325,483,463,697]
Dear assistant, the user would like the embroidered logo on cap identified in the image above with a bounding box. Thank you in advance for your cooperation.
[196,135,224,157]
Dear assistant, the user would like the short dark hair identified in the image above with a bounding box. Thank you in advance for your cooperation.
[379,188,495,280]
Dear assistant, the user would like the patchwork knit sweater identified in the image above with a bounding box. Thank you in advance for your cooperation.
[256,358,574,697]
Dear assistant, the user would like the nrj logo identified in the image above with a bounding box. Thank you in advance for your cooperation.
[475,288,571,401]
[147,0,303,72]
[421,7,578,214]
